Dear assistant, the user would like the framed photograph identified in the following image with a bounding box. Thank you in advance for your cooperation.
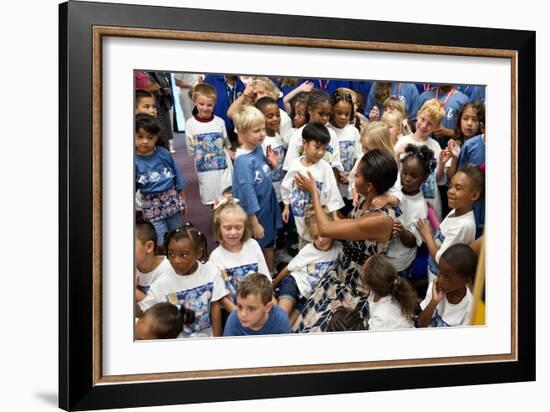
[59,1,535,410]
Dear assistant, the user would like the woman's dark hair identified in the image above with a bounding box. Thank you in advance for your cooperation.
[358,149,398,195]
[164,224,208,263]
[440,243,478,281]
[330,90,355,123]
[145,302,195,339]
[401,143,436,177]
[362,255,417,319]
[255,96,278,113]
[304,89,330,123]
[373,82,392,108]
[456,164,485,198]
[326,306,366,332]
[302,122,331,145]
[135,113,161,135]
[454,101,485,145]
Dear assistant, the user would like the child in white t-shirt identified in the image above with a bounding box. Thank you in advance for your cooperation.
[386,144,436,277]
[208,198,270,312]
[135,221,174,302]
[280,123,344,244]
[137,225,229,338]
[185,83,234,205]
[360,255,416,330]
[417,165,483,283]
[417,243,477,327]
[274,205,342,325]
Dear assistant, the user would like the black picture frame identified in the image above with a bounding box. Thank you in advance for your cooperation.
[59,1,536,410]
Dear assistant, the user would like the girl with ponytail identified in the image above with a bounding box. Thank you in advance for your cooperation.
[360,255,417,330]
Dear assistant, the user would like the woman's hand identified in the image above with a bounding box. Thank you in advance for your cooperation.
[294,171,317,194]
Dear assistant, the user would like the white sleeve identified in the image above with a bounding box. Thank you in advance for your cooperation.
[185,120,195,156]
[353,128,362,161]
[287,247,312,273]
[211,270,229,302]
[419,280,435,310]
[322,164,345,212]
[138,282,163,312]
[434,218,475,263]
[282,132,301,171]
[280,165,296,204]
[347,155,362,198]
[279,110,293,147]
[329,129,343,171]
[252,240,271,279]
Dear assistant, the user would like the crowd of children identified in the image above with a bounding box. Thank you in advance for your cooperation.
[134,74,486,339]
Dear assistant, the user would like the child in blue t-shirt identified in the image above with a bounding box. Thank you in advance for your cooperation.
[223,273,291,336]
[135,114,187,249]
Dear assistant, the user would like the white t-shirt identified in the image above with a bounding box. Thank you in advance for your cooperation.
[282,124,342,171]
[136,256,173,295]
[288,242,342,299]
[395,134,443,220]
[329,123,361,200]
[420,280,473,327]
[261,133,286,202]
[368,294,414,330]
[280,157,345,241]
[427,209,476,280]
[138,261,228,337]
[185,115,233,205]
[208,239,271,302]
[386,191,428,271]
[279,109,293,147]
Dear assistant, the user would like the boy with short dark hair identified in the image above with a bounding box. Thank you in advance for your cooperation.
[416,243,477,327]
[223,273,291,336]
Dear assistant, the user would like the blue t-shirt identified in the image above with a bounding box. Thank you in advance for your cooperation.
[232,146,283,247]
[306,79,352,96]
[365,82,420,121]
[458,134,486,237]
[223,304,292,336]
[203,75,245,135]
[458,85,486,102]
[135,147,186,193]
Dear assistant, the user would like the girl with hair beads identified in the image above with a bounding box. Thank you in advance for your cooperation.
[137,225,229,337]
[360,255,417,330]
[208,198,270,312]
[232,106,282,274]
[282,89,342,172]
[329,90,362,214]
[385,144,435,278]
[135,302,196,340]
[135,114,187,250]
[417,165,482,283]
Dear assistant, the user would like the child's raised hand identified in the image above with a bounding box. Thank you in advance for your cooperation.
[392,220,404,237]
[298,80,314,92]
[371,194,390,209]
[243,84,257,100]
[431,280,446,303]
[369,106,380,121]
[265,144,280,168]
[447,139,459,157]
[439,148,453,165]
[416,218,433,240]
[433,125,454,139]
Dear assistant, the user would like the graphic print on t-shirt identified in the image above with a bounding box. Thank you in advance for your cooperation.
[193,132,227,172]
[167,283,214,335]
[431,310,451,327]
[421,170,437,200]
[136,167,175,186]
[270,145,286,182]
[305,259,339,292]
[221,263,259,301]
[289,180,324,218]
[427,229,445,274]
[338,140,357,172]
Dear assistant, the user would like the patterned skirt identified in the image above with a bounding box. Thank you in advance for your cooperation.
[141,189,185,222]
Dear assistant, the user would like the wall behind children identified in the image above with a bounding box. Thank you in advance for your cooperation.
[1,0,545,412]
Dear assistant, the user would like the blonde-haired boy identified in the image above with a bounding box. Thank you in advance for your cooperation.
[395,98,445,220]
[185,82,234,205]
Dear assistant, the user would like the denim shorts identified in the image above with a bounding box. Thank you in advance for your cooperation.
[277,276,307,312]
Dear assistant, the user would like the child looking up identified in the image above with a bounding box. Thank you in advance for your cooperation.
[395,99,446,220]
[223,273,291,336]
[417,165,482,282]
[281,123,344,245]
[232,106,282,273]
[135,90,158,118]
[360,255,417,330]
[417,243,477,327]
[135,302,195,340]
[135,221,174,302]
[208,199,270,312]
[185,83,233,206]
[135,114,187,250]
[386,144,435,278]
[137,225,228,337]
[273,205,342,325]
